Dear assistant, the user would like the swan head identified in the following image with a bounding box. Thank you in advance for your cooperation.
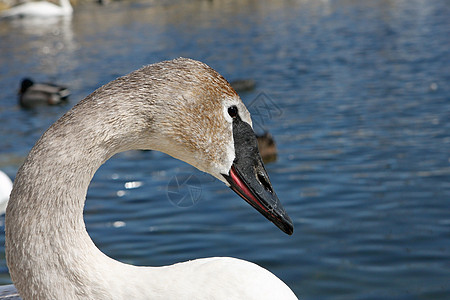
[90,58,293,234]
[128,58,293,235]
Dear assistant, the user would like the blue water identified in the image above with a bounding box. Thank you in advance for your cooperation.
[1,0,449,298]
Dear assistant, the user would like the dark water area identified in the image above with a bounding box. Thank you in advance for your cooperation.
[0,0,449,298]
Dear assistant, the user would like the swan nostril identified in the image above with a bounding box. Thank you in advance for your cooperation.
[257,172,273,194]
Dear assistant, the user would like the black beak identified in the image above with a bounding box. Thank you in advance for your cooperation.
[222,114,293,235]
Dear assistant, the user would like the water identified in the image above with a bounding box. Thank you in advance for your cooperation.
[0,0,449,298]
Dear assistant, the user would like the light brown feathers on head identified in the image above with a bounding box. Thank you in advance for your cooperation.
[143,58,241,176]
[52,58,246,179]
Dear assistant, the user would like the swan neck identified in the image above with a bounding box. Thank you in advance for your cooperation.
[59,0,73,12]
[4,58,243,299]
[5,101,136,298]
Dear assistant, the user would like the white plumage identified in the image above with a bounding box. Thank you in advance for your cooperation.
[0,170,12,215]
[0,0,72,19]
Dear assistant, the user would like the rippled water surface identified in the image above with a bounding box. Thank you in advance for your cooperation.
[0,0,449,298]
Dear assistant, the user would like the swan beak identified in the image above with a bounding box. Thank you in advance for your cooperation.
[223,164,293,235]
[222,116,293,235]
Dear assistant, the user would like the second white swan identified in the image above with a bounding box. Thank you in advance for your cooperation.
[0,0,72,19]
[5,58,297,299]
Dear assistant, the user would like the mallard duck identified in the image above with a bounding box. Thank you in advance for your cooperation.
[230,79,256,92]
[18,78,70,108]
[257,132,278,163]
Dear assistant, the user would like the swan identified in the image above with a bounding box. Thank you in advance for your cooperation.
[4,58,297,299]
[0,0,72,19]
[18,78,70,108]
[0,170,13,215]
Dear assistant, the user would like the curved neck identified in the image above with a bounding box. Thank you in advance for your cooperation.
[5,97,157,299]
[59,0,73,15]
[59,0,73,12]
[4,59,239,299]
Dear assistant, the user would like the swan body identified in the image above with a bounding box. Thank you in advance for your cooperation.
[5,58,296,299]
[18,78,70,108]
[0,170,13,214]
[0,0,72,19]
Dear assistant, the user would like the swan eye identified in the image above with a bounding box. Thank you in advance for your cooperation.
[228,106,238,118]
